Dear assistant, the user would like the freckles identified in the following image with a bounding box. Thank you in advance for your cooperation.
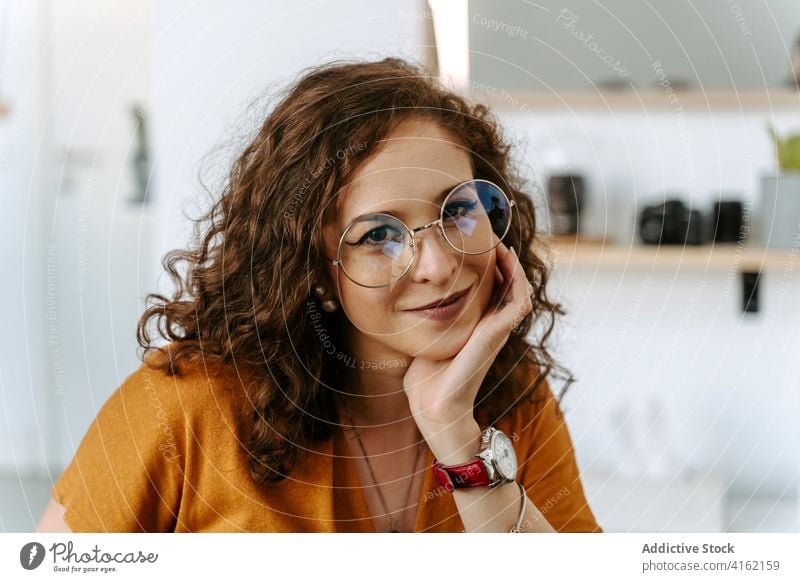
[477,254,499,311]
[474,257,496,287]
[341,287,393,328]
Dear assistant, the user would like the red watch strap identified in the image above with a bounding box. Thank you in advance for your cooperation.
[432,457,492,491]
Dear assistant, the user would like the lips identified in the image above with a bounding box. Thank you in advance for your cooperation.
[404,287,471,311]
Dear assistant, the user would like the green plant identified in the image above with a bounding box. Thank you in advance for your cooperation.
[767,123,800,170]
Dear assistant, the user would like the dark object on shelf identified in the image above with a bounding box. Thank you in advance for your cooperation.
[547,174,585,235]
[130,103,152,204]
[711,200,745,242]
[638,199,705,245]
[596,78,632,91]
[741,270,761,313]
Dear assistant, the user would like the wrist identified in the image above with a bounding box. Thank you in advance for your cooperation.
[422,418,481,466]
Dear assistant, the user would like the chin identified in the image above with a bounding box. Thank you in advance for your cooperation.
[411,344,463,361]
[407,322,475,360]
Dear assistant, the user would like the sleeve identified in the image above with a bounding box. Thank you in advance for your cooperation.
[515,382,603,533]
[51,365,186,532]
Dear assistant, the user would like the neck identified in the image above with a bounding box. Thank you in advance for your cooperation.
[340,362,413,427]
[337,324,419,429]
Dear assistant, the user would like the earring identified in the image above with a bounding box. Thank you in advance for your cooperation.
[312,281,339,312]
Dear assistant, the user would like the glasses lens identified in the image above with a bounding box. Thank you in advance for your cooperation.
[441,180,511,254]
[338,214,413,287]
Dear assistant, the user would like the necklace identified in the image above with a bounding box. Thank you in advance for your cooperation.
[344,406,425,533]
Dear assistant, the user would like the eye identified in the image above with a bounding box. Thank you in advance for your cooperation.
[443,199,478,220]
[352,224,402,247]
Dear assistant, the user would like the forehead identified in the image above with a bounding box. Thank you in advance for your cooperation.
[335,118,474,225]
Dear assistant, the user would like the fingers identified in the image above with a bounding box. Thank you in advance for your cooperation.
[495,246,534,333]
[491,242,508,305]
[498,246,521,306]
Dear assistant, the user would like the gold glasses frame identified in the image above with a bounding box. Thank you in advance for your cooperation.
[325,179,515,288]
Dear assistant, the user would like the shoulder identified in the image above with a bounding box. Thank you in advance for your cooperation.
[52,351,259,532]
[97,351,257,452]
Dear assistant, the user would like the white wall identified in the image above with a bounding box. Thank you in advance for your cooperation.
[0,0,52,472]
[0,0,154,472]
[46,0,154,470]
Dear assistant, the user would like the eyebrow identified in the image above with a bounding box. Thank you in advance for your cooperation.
[349,182,464,223]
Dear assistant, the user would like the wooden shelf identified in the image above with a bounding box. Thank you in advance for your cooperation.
[535,236,794,272]
[471,88,800,112]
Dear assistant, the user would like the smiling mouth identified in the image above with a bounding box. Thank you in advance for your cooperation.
[404,287,471,311]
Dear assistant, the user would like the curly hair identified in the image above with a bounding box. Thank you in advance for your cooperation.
[136,56,575,487]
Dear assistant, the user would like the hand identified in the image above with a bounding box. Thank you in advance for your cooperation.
[402,241,534,434]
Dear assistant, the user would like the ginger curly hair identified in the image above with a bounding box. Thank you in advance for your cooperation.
[136,56,575,487]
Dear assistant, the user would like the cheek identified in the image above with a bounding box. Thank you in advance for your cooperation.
[473,255,497,308]
[337,282,393,332]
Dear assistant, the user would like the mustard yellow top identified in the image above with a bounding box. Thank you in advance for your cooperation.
[52,359,602,532]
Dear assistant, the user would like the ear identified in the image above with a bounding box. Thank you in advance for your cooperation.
[312,227,340,296]
[314,262,340,300]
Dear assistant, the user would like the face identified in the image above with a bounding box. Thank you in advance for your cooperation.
[322,118,498,362]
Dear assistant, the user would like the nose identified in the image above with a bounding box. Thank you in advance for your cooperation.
[407,224,460,285]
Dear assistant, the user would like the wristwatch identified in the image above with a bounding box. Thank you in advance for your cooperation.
[432,426,518,492]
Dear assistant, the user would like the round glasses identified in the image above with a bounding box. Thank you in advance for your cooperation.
[328,179,515,288]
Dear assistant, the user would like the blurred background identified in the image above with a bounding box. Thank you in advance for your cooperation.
[1,0,799,532]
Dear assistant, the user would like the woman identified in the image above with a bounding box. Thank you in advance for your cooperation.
[37,57,602,533]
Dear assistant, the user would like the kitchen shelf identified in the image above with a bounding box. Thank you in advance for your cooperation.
[536,235,795,272]
[471,88,800,112]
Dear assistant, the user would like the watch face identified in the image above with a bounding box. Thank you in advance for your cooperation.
[491,431,518,480]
